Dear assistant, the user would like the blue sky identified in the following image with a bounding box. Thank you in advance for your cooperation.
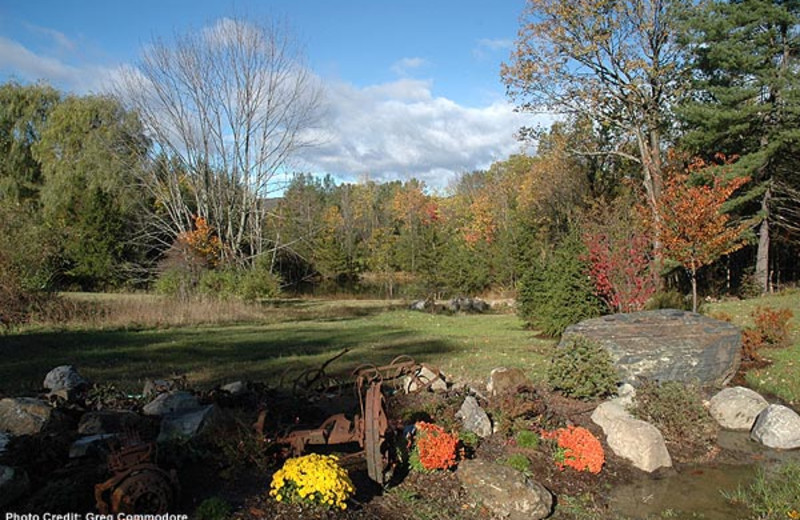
[0,1,546,188]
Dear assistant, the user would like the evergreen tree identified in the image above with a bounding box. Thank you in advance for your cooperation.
[679,0,800,292]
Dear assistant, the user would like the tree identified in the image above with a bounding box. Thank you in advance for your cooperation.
[33,94,148,288]
[678,0,800,292]
[117,17,324,264]
[0,82,60,204]
[653,158,751,312]
[502,0,689,240]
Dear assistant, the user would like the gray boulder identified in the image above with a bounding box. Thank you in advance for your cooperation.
[0,398,55,435]
[142,391,200,416]
[409,299,431,311]
[157,405,217,442]
[78,410,144,435]
[0,465,30,508]
[43,365,88,392]
[709,387,769,431]
[591,401,672,473]
[448,297,490,313]
[487,367,531,397]
[455,396,493,438]
[457,458,553,520]
[561,309,741,386]
[750,404,800,450]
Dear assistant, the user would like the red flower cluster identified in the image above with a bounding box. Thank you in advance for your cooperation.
[543,425,604,474]
[415,422,458,471]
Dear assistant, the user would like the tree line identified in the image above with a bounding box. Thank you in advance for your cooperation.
[1,1,799,325]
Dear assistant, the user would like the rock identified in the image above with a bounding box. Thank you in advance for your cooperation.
[0,465,30,508]
[157,405,217,442]
[455,396,493,438]
[0,432,11,453]
[143,379,180,397]
[590,400,632,431]
[69,434,117,458]
[709,387,769,431]
[616,383,636,406]
[750,404,800,450]
[43,365,88,392]
[409,299,431,311]
[561,309,741,386]
[603,417,672,472]
[457,458,553,520]
[0,397,55,435]
[487,367,531,396]
[404,366,447,393]
[221,381,247,395]
[78,410,143,435]
[448,297,490,313]
[142,391,200,416]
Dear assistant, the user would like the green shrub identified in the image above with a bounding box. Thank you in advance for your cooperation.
[517,232,603,337]
[194,496,232,520]
[646,290,692,311]
[198,268,240,300]
[503,453,532,475]
[632,380,717,460]
[548,335,618,400]
[154,267,195,299]
[514,429,540,450]
[723,462,800,520]
[238,261,281,301]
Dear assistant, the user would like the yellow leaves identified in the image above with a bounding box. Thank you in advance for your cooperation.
[176,216,223,267]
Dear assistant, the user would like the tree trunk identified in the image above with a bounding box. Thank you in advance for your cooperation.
[691,261,698,313]
[755,187,771,293]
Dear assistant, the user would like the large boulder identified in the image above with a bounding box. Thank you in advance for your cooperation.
[750,404,800,450]
[43,365,88,392]
[561,310,741,386]
[591,401,672,473]
[0,398,56,435]
[157,405,218,442]
[455,396,493,438]
[708,386,769,431]
[457,458,553,520]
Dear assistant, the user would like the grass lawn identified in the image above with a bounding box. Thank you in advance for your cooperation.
[706,289,800,405]
[0,297,553,395]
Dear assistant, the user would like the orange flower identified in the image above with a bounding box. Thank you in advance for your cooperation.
[414,422,458,471]
[543,425,604,474]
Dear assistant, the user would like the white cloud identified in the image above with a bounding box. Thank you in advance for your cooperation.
[0,36,116,93]
[390,57,428,76]
[296,78,548,189]
[24,24,77,53]
[473,38,514,60]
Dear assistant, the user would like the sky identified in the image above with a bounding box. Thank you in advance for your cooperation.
[0,0,547,189]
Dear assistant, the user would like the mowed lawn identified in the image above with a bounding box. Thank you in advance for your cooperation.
[0,298,553,395]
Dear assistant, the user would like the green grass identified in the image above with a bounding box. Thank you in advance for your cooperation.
[0,297,553,395]
[706,289,800,405]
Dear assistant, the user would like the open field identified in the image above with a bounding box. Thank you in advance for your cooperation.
[0,296,552,395]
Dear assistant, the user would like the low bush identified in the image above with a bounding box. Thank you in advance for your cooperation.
[410,421,459,472]
[632,380,717,460]
[646,290,692,311]
[503,453,532,475]
[542,425,604,474]
[548,335,619,400]
[194,496,232,520]
[751,306,794,348]
[514,429,540,450]
[269,453,354,510]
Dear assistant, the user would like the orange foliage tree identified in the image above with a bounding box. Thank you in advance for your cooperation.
[175,215,223,269]
[652,158,751,312]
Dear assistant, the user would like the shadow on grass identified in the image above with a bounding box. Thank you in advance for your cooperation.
[0,321,457,395]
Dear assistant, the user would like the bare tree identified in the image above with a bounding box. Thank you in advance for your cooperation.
[117,17,323,264]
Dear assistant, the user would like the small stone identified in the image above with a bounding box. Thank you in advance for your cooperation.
[220,381,247,395]
[157,405,217,442]
[603,418,672,472]
[404,366,447,393]
[142,391,199,416]
[0,465,30,508]
[43,365,88,392]
[487,367,530,396]
[0,397,55,435]
[0,432,11,453]
[709,386,769,431]
[457,458,553,520]
[455,396,493,438]
[751,404,800,450]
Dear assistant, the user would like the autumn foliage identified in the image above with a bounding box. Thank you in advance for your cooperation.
[542,425,604,474]
[175,216,223,268]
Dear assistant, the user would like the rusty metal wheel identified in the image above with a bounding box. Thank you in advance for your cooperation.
[110,468,176,514]
[364,384,388,485]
